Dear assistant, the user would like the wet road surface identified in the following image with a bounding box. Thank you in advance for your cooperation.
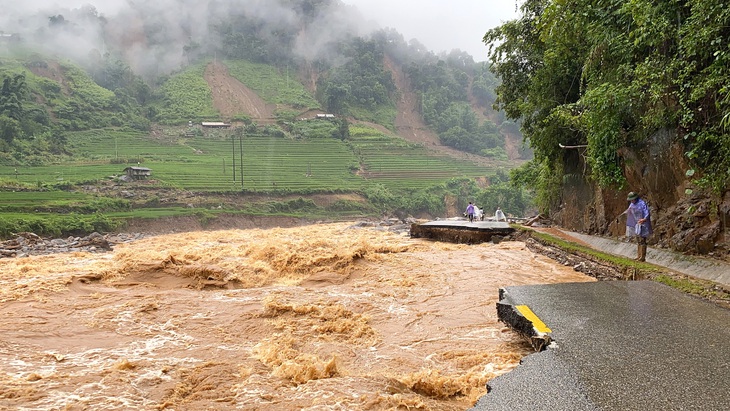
[472,280,730,411]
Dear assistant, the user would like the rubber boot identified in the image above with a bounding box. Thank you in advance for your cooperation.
[635,243,642,261]
[638,244,647,262]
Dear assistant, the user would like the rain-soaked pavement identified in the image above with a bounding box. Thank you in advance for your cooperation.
[471,280,730,411]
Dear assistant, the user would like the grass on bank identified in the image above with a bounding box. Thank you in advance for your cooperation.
[522,226,730,308]
[527,228,659,272]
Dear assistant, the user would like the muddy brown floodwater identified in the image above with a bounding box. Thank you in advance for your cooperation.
[0,223,594,410]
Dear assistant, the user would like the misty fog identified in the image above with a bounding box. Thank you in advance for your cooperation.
[1,0,381,80]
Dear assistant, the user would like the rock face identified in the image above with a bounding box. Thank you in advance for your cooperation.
[551,128,729,259]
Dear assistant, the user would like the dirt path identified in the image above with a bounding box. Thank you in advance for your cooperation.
[0,223,593,410]
[204,61,277,120]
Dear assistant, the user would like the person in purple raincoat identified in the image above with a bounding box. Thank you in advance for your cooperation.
[465,202,476,223]
[622,192,652,261]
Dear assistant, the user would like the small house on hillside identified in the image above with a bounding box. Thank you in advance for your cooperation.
[0,32,21,49]
[201,121,231,128]
[123,166,152,180]
[0,32,20,42]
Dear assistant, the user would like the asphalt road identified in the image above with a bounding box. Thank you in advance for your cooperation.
[471,281,730,411]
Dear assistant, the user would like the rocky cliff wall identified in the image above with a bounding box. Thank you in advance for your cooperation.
[553,129,729,260]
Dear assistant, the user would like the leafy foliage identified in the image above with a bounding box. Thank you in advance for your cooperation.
[486,0,730,198]
[216,9,300,67]
[154,63,218,124]
[0,56,152,164]
[509,158,561,214]
[316,37,397,125]
[474,182,530,218]
[405,51,506,156]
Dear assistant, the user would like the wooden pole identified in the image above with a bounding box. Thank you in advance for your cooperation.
[239,133,244,189]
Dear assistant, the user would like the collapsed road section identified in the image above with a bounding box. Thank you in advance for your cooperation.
[471,281,730,411]
[410,220,515,244]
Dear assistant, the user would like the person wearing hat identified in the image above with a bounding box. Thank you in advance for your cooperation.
[620,192,652,261]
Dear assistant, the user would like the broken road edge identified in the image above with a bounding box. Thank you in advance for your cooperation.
[496,288,553,352]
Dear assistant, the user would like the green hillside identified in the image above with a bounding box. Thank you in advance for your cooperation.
[0,0,530,239]
[0,122,518,237]
[154,63,218,124]
[0,51,527,238]
[224,60,320,110]
[0,125,500,192]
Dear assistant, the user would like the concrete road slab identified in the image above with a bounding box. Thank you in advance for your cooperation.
[563,230,730,286]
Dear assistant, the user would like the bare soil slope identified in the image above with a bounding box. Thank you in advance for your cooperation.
[385,57,440,147]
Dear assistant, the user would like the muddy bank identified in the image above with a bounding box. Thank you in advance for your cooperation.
[0,232,143,258]
[0,216,409,260]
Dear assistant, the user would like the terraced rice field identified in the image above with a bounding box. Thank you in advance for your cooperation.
[0,127,496,193]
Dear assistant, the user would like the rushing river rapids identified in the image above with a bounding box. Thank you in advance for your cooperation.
[0,222,593,410]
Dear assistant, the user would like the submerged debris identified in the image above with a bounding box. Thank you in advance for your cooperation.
[0,232,145,258]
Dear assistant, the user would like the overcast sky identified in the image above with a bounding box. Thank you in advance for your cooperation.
[341,0,518,61]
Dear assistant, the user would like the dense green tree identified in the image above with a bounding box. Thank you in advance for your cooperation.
[471,62,499,107]
[318,38,396,115]
[475,182,529,217]
[335,117,350,140]
[401,46,508,156]
[0,115,20,148]
[0,74,27,121]
[485,0,730,201]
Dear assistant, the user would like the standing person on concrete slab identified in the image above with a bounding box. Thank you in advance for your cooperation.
[465,202,475,223]
[623,192,652,261]
[474,206,484,221]
[495,207,506,222]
